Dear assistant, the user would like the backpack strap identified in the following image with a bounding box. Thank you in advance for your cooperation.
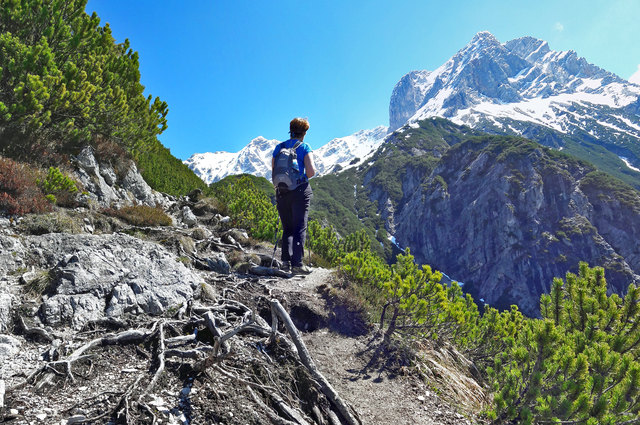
[290,140,303,159]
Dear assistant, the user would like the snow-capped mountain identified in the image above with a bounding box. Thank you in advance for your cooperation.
[184,127,388,184]
[313,126,389,174]
[184,137,278,184]
[390,31,640,179]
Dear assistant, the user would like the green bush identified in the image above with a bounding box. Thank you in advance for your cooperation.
[378,248,449,342]
[487,263,640,424]
[211,175,279,241]
[339,248,392,318]
[0,0,167,160]
[37,166,78,205]
[306,220,372,267]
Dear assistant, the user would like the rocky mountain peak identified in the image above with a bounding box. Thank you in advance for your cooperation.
[387,32,640,182]
[461,31,504,58]
[247,136,275,149]
[504,36,550,63]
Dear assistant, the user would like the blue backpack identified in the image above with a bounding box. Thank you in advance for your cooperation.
[272,140,303,193]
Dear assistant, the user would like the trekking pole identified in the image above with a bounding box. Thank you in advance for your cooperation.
[270,219,280,268]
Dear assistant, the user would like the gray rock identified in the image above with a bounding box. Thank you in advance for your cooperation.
[0,334,21,360]
[99,166,117,186]
[227,229,250,245]
[207,252,231,275]
[76,146,99,174]
[181,206,198,227]
[190,226,212,241]
[0,234,26,274]
[73,145,170,209]
[23,233,201,328]
[105,284,138,316]
[121,163,158,206]
[0,293,15,333]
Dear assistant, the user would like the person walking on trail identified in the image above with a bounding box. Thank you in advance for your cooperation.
[272,117,316,275]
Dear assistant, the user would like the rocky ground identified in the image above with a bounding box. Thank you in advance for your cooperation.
[0,150,487,424]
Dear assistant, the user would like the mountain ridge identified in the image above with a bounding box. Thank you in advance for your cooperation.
[389,31,640,188]
[184,126,389,184]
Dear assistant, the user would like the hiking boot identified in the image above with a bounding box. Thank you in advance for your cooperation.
[291,264,312,275]
[280,261,291,272]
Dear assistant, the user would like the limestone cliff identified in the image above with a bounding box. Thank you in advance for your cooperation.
[382,123,640,316]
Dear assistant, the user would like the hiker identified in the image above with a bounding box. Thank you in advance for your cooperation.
[272,117,316,274]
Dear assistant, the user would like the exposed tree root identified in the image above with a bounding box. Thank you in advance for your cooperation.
[5,293,362,424]
[271,299,363,425]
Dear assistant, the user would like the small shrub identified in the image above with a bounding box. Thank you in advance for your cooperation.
[192,197,225,216]
[103,205,172,227]
[18,212,82,235]
[37,166,78,207]
[211,176,279,241]
[94,136,133,179]
[306,221,371,267]
[0,157,52,215]
[23,270,54,297]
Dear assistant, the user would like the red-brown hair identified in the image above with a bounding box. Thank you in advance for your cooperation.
[289,117,310,138]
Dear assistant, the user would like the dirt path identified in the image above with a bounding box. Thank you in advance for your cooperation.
[273,267,480,425]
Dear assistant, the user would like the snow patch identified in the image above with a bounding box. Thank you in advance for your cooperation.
[620,157,640,173]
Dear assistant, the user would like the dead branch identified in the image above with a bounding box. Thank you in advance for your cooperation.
[312,405,327,425]
[166,333,197,347]
[81,317,129,331]
[271,299,362,425]
[16,315,54,342]
[247,385,299,425]
[270,392,314,425]
[165,347,213,360]
[328,410,342,425]
[85,376,143,423]
[202,311,230,355]
[19,327,156,389]
[141,321,166,399]
[250,266,292,278]
[212,364,276,392]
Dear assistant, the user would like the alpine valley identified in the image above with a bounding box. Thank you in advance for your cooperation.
[8,2,640,422]
[192,32,640,316]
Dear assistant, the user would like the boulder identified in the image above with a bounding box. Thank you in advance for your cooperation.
[24,233,201,328]
[73,146,170,209]
[181,206,198,227]
[0,334,21,360]
[206,252,231,275]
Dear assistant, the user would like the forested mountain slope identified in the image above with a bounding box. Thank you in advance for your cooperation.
[311,118,640,315]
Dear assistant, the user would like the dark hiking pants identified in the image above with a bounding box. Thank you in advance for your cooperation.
[276,182,312,267]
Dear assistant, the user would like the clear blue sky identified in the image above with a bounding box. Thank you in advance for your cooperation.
[85,0,640,160]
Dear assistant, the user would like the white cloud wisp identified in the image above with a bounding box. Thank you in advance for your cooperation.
[630,64,640,85]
